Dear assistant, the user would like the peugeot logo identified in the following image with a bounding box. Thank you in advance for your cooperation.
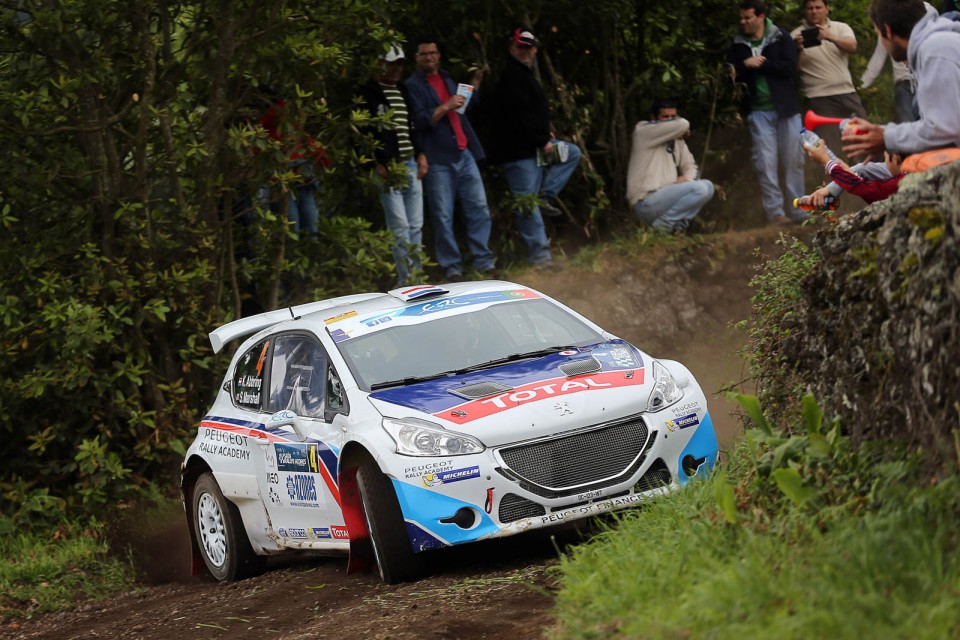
[554,401,573,416]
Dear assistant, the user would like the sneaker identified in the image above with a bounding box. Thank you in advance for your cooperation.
[539,196,564,218]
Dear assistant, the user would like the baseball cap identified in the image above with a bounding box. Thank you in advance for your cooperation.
[380,45,405,63]
[512,27,540,47]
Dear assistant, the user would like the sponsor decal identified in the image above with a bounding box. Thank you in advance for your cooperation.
[671,402,701,417]
[266,472,279,484]
[403,460,454,479]
[331,526,350,540]
[559,350,578,356]
[608,345,637,368]
[285,474,318,506]
[287,528,307,539]
[364,316,393,328]
[202,428,249,446]
[438,370,645,425]
[324,310,357,325]
[538,493,648,524]
[265,448,276,469]
[309,527,332,540]
[198,441,251,460]
[268,487,283,505]
[665,413,700,432]
[278,528,287,537]
[276,443,320,473]
[423,465,480,487]
[329,328,351,343]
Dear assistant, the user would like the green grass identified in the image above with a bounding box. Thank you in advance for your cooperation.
[549,440,960,640]
[0,518,136,619]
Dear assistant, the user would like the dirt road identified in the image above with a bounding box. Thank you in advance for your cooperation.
[5,227,796,640]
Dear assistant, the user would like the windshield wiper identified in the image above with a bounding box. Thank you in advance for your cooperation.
[458,345,579,373]
[368,346,580,390]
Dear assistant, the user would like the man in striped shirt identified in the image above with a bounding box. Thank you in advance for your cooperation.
[359,46,428,287]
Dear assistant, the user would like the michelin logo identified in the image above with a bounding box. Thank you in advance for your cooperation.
[423,465,481,487]
[666,413,700,432]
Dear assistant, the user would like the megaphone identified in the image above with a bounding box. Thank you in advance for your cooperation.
[804,110,845,131]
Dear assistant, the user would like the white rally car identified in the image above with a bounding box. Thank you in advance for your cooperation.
[181,281,718,583]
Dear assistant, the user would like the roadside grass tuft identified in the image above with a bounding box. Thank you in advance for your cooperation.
[0,518,136,619]
[550,400,960,640]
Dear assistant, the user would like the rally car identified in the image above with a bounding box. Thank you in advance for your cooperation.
[181,281,719,583]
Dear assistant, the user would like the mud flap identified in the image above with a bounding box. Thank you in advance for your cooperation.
[338,465,373,573]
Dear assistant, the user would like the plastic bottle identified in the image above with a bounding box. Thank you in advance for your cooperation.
[799,128,839,162]
[793,195,839,211]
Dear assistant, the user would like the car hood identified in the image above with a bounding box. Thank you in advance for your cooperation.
[367,340,650,446]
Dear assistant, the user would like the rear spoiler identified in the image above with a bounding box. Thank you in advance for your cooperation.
[208,293,384,354]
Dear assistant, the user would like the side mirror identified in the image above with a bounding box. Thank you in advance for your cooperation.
[266,409,310,440]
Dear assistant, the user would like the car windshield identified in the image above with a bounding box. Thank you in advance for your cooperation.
[337,298,604,391]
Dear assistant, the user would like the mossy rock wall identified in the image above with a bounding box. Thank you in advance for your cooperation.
[784,161,960,466]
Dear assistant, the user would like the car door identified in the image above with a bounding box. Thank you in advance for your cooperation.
[257,333,349,544]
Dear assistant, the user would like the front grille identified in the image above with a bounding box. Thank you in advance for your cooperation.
[497,418,652,498]
[498,493,546,523]
[633,458,673,493]
[449,381,514,399]
[559,357,601,377]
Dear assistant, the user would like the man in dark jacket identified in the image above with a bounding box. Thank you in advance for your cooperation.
[728,0,807,225]
[405,35,496,282]
[487,27,581,269]
[358,45,427,287]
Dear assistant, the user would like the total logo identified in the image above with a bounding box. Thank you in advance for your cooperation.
[331,526,350,540]
[438,370,645,425]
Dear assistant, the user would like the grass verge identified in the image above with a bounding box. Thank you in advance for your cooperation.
[0,518,136,620]
[549,428,960,640]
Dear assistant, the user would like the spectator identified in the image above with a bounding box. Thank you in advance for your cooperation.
[791,0,867,153]
[486,27,581,270]
[861,38,916,123]
[626,100,715,233]
[802,137,904,204]
[260,98,329,235]
[358,45,427,287]
[405,35,497,282]
[728,0,807,225]
[842,0,960,160]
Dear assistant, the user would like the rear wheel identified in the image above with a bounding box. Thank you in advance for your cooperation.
[356,460,422,584]
[192,472,265,581]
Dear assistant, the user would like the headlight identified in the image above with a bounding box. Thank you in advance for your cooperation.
[382,417,485,456]
[645,360,683,412]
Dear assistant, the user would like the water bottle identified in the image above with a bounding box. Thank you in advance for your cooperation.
[793,195,838,211]
[799,128,839,162]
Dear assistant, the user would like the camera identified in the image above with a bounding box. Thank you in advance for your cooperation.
[801,26,821,48]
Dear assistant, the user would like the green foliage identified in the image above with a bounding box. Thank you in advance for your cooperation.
[738,236,822,425]
[552,394,960,639]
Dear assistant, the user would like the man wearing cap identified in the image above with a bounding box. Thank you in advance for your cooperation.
[358,45,427,287]
[487,27,581,270]
[405,35,496,282]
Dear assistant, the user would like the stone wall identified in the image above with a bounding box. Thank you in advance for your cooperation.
[783,161,960,467]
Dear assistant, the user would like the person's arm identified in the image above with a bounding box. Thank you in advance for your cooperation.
[676,139,699,181]
[636,117,691,148]
[882,40,960,154]
[860,39,888,88]
[820,22,857,54]
[759,27,799,78]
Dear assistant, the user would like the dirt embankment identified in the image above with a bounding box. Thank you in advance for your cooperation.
[4,226,801,640]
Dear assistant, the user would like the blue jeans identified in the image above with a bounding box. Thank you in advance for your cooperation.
[633,180,715,232]
[288,184,319,234]
[747,110,805,221]
[377,159,424,287]
[423,149,495,276]
[501,140,581,265]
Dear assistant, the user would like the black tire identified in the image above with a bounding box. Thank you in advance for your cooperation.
[356,460,422,584]
[192,472,266,581]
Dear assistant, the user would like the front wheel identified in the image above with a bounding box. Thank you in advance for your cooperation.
[192,472,265,581]
[356,460,422,584]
